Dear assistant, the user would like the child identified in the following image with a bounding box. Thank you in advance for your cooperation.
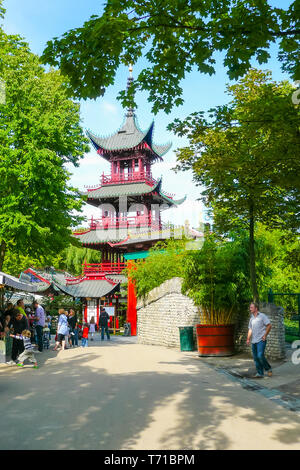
[81,323,89,348]
[9,330,38,368]
[43,324,50,349]
[89,317,96,341]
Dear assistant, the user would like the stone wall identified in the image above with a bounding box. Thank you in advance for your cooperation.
[137,278,286,360]
[137,277,200,349]
[235,302,286,360]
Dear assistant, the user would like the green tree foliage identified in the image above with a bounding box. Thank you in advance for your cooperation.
[128,239,185,298]
[62,244,102,276]
[170,69,300,300]
[2,243,102,278]
[254,224,300,315]
[181,233,252,324]
[128,225,299,320]
[42,0,300,113]
[0,1,4,20]
[0,29,90,270]
[42,294,82,320]
[2,251,60,278]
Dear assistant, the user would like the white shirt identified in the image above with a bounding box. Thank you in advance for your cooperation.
[248,312,271,344]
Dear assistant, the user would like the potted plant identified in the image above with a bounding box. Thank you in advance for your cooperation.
[182,234,250,356]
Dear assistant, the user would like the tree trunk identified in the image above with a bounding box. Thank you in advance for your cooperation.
[0,239,6,272]
[249,201,259,302]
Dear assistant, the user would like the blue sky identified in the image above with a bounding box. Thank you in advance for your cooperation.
[2,0,292,228]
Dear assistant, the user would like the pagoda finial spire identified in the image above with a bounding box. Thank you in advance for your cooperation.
[126,64,135,117]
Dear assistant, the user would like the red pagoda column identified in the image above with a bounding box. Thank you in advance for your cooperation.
[138,157,143,176]
[127,260,137,336]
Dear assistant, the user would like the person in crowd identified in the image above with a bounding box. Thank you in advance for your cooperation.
[9,329,38,368]
[53,309,69,351]
[33,300,45,352]
[16,299,27,318]
[81,323,89,347]
[247,302,272,378]
[89,316,96,341]
[46,315,52,340]
[28,312,36,343]
[98,307,110,341]
[3,303,14,320]
[42,323,50,349]
[7,309,28,364]
[0,311,10,338]
[0,310,6,337]
[25,306,32,316]
[77,322,83,341]
[0,303,13,337]
[68,309,78,347]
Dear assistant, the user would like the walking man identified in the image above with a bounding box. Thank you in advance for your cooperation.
[33,300,45,352]
[99,307,110,341]
[247,302,272,378]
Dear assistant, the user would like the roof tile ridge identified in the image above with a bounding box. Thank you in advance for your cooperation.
[86,115,127,142]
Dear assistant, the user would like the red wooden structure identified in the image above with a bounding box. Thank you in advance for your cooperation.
[72,69,185,335]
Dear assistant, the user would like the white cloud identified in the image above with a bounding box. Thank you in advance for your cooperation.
[100,100,119,115]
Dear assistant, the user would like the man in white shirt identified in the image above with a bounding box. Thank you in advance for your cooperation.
[247,302,272,378]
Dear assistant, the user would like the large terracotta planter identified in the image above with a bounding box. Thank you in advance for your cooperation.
[196,324,235,357]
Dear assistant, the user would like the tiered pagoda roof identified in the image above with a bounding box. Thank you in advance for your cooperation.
[73,225,197,250]
[73,68,187,258]
[87,114,171,161]
[84,178,186,208]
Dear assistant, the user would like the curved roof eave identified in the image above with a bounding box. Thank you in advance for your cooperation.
[86,114,171,158]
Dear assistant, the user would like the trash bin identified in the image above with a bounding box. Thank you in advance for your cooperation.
[178,326,194,351]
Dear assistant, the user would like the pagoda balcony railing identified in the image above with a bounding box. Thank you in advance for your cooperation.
[100,171,157,187]
[83,262,127,275]
[65,262,127,284]
[89,214,162,230]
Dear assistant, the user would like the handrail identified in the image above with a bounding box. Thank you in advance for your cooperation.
[100,171,157,186]
[84,262,126,274]
[89,214,161,230]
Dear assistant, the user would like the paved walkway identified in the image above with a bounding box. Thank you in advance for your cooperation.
[199,343,300,413]
[1,335,300,450]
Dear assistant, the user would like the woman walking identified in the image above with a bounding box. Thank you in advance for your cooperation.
[53,309,69,351]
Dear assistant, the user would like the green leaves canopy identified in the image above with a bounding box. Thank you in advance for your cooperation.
[170,69,300,300]
[42,0,300,113]
[171,69,300,232]
[127,239,185,299]
[0,30,90,269]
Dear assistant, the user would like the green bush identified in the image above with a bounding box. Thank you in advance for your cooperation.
[182,234,251,325]
[128,239,185,299]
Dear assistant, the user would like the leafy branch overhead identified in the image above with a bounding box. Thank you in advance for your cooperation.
[42,0,300,113]
[0,29,90,270]
[170,69,300,300]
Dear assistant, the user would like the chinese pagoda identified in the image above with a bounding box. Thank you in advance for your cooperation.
[70,68,187,334]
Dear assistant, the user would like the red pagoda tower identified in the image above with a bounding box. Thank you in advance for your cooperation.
[72,69,186,334]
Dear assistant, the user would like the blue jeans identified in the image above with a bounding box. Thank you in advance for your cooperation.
[71,328,78,346]
[252,340,272,376]
[101,326,110,340]
[35,325,44,352]
[81,338,88,347]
